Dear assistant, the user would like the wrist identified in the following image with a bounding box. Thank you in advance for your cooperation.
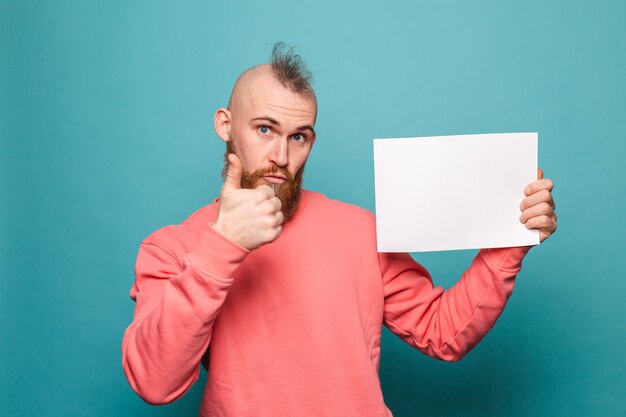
[187,223,250,279]
[210,221,252,251]
[480,245,532,270]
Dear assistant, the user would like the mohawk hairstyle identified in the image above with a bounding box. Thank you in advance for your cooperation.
[270,42,314,95]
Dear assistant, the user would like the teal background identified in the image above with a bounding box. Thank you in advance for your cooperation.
[2,0,625,416]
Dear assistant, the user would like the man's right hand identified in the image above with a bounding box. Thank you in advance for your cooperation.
[212,153,284,250]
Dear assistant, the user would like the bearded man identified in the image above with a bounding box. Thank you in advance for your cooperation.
[122,43,557,417]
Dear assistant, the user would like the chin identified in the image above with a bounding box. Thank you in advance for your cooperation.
[255,178,270,187]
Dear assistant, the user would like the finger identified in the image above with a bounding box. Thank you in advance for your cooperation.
[524,214,556,231]
[223,153,243,191]
[275,211,284,226]
[524,178,554,196]
[520,189,555,210]
[270,196,282,212]
[266,223,282,242]
[519,202,554,223]
[538,167,544,180]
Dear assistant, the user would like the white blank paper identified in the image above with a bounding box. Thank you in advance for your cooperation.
[373,133,540,252]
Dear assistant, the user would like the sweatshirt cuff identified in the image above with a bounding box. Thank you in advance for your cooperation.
[186,224,250,280]
[478,245,533,272]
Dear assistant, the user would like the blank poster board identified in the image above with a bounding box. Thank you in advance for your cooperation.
[373,132,540,252]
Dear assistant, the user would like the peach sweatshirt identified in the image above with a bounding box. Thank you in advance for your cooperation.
[122,190,531,417]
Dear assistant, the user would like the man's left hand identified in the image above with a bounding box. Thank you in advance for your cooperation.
[519,168,558,243]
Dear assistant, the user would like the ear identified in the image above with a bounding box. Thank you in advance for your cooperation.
[214,108,232,143]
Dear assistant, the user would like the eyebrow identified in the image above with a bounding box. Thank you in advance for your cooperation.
[251,117,316,135]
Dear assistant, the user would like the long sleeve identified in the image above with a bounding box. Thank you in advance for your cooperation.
[121,224,249,404]
[380,245,532,362]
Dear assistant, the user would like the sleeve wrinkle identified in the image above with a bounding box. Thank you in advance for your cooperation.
[142,241,184,269]
[385,276,497,353]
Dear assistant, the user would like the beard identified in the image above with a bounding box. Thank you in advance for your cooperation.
[222,143,305,220]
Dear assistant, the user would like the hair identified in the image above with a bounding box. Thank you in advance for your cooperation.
[270,42,314,95]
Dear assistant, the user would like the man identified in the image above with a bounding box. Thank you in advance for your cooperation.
[122,43,557,417]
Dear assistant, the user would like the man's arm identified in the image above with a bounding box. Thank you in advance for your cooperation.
[380,169,557,361]
[121,225,248,404]
[122,152,283,404]
[380,246,530,361]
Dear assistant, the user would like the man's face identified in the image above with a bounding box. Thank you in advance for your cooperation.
[223,73,317,218]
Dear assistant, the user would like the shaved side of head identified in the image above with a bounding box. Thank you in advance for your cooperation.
[227,64,271,114]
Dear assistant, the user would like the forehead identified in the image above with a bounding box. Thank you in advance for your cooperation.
[243,75,317,125]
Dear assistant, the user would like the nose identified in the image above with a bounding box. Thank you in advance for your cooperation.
[268,137,289,168]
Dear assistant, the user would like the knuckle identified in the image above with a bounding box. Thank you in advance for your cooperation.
[256,187,271,200]
[548,195,555,208]
[540,202,552,213]
[264,201,275,213]
[520,198,529,210]
[269,215,278,227]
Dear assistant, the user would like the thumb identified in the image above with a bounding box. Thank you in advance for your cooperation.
[538,167,544,180]
[223,153,243,191]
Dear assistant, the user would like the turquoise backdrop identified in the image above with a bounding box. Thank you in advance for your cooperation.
[2,1,625,416]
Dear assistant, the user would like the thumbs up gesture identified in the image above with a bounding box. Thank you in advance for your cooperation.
[212,153,284,250]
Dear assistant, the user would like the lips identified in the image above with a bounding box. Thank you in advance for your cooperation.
[263,175,288,184]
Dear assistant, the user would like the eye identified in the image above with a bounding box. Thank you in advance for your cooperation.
[291,133,306,143]
[258,126,271,135]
